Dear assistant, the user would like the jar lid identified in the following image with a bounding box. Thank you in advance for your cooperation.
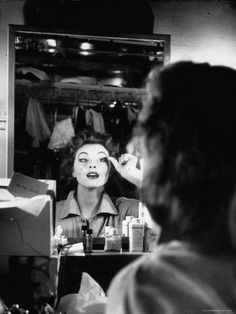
[87,228,93,235]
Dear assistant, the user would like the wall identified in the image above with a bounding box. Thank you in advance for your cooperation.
[0,0,236,177]
[151,0,236,68]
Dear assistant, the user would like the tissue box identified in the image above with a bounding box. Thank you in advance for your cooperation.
[0,177,56,200]
[0,174,56,256]
[0,195,53,256]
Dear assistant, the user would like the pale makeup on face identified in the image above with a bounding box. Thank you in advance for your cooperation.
[73,144,110,188]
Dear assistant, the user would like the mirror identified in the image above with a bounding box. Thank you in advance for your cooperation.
[9,25,170,198]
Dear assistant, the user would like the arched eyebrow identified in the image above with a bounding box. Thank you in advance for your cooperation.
[98,151,109,156]
[78,152,88,156]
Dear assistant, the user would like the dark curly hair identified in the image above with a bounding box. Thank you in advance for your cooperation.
[58,130,118,191]
[135,61,236,255]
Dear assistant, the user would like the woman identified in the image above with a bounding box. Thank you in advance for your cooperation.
[55,130,142,238]
[106,61,236,313]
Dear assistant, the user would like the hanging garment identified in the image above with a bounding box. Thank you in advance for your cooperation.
[127,105,139,125]
[72,106,86,132]
[48,117,75,151]
[16,67,49,81]
[103,102,131,152]
[25,97,51,147]
[85,108,105,133]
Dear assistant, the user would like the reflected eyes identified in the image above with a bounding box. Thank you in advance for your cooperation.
[78,158,88,163]
[100,157,108,163]
[78,157,108,163]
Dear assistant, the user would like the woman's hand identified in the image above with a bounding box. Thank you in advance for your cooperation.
[110,154,142,187]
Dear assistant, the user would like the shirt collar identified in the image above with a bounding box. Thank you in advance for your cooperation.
[60,190,118,219]
[59,191,81,219]
[97,192,118,216]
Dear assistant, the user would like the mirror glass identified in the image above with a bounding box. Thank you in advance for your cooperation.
[11,26,170,198]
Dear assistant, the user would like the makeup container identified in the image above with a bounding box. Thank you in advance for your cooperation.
[104,228,122,252]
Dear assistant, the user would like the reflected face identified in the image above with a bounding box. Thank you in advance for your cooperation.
[73,144,110,188]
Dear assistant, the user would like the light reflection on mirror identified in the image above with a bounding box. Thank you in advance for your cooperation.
[14,32,167,88]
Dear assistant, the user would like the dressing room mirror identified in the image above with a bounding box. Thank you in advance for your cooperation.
[8,25,170,198]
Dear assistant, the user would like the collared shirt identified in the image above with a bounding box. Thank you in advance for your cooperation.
[55,190,139,238]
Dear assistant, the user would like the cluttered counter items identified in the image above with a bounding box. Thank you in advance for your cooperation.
[54,214,161,256]
[55,225,158,309]
[53,219,158,311]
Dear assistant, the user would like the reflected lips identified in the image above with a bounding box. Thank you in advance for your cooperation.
[87,172,99,178]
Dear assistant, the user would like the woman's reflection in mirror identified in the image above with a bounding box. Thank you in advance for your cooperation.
[55,130,143,239]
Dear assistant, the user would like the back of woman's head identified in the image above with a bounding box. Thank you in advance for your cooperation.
[137,61,236,254]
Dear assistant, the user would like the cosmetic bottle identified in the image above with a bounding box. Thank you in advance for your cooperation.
[104,228,121,252]
[122,216,134,237]
[129,218,144,252]
[81,225,88,251]
[85,228,93,253]
[104,225,113,236]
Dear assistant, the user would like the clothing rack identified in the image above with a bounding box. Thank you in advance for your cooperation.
[26,98,141,109]
[15,80,145,109]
